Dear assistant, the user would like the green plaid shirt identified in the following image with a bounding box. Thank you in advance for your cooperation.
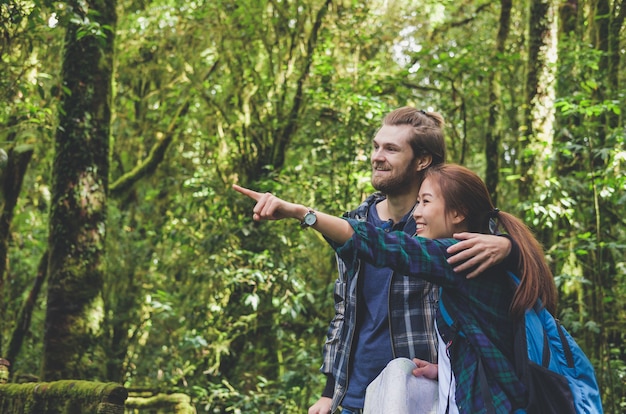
[337,219,527,413]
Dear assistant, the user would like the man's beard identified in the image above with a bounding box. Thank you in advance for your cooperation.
[371,166,417,196]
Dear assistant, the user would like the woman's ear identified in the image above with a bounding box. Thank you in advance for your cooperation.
[450,210,466,225]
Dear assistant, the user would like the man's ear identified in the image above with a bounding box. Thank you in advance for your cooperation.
[414,154,432,172]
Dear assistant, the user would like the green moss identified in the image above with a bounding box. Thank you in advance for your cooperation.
[0,380,127,414]
[125,393,196,414]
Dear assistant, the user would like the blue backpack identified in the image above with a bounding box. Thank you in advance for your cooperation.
[439,272,603,414]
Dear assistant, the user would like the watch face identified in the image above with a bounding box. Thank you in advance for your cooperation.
[304,211,317,226]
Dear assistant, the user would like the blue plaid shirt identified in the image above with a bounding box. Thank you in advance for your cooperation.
[320,194,439,412]
[335,219,527,414]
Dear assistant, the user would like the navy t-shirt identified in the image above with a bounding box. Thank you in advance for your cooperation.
[341,202,413,409]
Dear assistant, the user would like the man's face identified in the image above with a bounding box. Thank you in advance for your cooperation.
[371,125,418,196]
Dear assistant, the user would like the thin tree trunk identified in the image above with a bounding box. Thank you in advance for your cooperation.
[0,145,34,357]
[584,1,625,407]
[6,250,48,367]
[484,0,512,204]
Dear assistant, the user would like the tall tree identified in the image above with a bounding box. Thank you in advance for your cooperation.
[42,0,117,380]
[1,145,35,365]
[484,0,513,204]
[520,0,558,200]
[581,1,625,407]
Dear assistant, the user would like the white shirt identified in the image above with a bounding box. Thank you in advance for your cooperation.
[437,322,459,414]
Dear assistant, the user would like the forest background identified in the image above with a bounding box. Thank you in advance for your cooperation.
[1,0,625,412]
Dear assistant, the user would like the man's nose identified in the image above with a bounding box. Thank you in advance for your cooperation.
[371,148,384,162]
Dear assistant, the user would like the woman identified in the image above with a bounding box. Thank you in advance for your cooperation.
[233,163,558,413]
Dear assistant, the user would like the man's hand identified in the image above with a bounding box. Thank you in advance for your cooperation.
[447,233,511,279]
[308,396,332,414]
[412,358,438,380]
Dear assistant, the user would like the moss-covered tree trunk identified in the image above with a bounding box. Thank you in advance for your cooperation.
[519,0,557,201]
[42,0,117,381]
[484,0,512,205]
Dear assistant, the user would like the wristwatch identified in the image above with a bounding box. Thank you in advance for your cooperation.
[300,209,317,229]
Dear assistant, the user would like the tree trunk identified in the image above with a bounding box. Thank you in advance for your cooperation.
[484,0,512,204]
[7,250,48,369]
[0,145,34,357]
[42,0,117,381]
[584,0,625,404]
[520,0,557,200]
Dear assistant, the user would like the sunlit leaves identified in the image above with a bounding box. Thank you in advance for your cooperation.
[555,98,622,117]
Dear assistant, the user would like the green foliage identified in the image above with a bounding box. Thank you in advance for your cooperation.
[1,0,625,411]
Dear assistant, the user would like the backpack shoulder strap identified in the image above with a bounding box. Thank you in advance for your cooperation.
[438,287,465,340]
[507,271,552,367]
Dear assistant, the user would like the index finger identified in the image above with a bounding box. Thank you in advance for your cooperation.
[412,358,428,367]
[232,184,263,201]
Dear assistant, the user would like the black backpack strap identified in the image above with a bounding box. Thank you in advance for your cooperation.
[513,313,530,381]
[478,357,496,414]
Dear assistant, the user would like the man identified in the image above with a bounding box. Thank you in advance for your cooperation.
[308,107,511,414]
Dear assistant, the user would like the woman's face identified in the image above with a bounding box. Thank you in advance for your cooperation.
[413,177,464,239]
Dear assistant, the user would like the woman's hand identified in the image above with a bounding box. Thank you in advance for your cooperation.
[232,184,305,222]
[233,184,354,244]
[412,358,438,380]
